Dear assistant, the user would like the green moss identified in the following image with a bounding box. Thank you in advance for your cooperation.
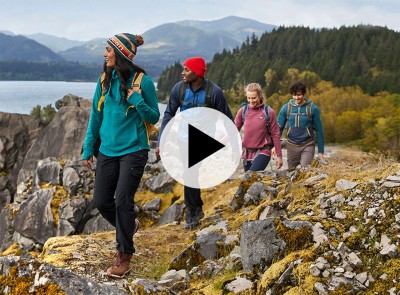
[257,249,316,294]
[145,261,170,279]
[284,185,317,215]
[212,269,238,291]
[230,173,259,211]
[169,246,206,272]
[215,240,237,260]
[275,219,314,255]
[329,285,357,295]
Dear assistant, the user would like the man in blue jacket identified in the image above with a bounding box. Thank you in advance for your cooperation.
[156,56,233,229]
[277,81,325,169]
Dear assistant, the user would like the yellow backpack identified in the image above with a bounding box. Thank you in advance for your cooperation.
[97,72,155,144]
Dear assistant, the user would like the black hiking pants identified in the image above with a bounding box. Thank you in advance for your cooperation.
[94,150,148,254]
[184,186,203,216]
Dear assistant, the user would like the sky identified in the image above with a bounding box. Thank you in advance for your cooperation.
[0,0,399,41]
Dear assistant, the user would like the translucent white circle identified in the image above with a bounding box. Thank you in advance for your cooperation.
[159,108,242,189]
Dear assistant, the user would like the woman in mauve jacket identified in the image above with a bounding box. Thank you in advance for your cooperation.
[235,83,283,172]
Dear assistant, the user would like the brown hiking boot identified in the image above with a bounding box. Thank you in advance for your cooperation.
[106,252,132,279]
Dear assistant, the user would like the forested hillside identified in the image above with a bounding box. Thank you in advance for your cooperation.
[157,25,400,160]
[158,25,400,96]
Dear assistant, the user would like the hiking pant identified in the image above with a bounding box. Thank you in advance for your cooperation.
[94,150,148,254]
[286,142,315,169]
[244,154,271,172]
[184,186,203,216]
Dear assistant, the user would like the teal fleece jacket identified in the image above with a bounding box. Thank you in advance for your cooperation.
[82,69,160,160]
[277,98,325,154]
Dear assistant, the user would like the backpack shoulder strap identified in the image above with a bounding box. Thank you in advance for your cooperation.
[131,72,155,144]
[286,103,292,120]
[264,105,270,120]
[125,72,145,115]
[179,81,187,105]
[205,79,214,106]
[97,73,106,111]
[306,102,313,122]
[241,104,249,122]
[131,72,144,92]
[264,105,271,134]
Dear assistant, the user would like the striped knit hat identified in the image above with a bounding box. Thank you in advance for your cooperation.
[107,33,144,61]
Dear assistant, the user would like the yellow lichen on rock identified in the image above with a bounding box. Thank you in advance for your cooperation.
[0,264,66,295]
[50,186,70,227]
[0,242,23,257]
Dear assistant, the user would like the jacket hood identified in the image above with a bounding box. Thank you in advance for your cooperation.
[288,98,312,107]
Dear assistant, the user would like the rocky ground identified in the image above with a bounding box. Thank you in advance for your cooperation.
[1,145,399,295]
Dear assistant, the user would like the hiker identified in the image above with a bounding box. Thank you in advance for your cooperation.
[155,56,233,230]
[235,83,283,172]
[277,81,325,169]
[82,33,160,279]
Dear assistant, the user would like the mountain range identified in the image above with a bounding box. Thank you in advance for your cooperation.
[0,16,276,79]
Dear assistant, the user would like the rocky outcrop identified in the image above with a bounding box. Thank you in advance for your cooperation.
[0,94,91,211]
[0,112,42,204]
[19,97,91,179]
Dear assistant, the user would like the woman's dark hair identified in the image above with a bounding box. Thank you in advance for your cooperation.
[289,81,307,95]
[102,54,146,104]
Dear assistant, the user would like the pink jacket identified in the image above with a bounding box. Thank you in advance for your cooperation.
[235,104,282,160]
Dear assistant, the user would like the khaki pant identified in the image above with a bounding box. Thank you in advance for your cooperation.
[286,141,315,169]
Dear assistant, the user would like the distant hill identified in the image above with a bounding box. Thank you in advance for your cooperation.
[59,38,105,64]
[176,15,276,42]
[23,33,85,52]
[56,16,277,78]
[0,33,64,62]
[0,16,276,80]
[0,33,100,81]
[0,30,14,36]
[133,22,241,77]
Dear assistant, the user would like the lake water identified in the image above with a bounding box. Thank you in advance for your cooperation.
[0,81,166,115]
[0,81,97,114]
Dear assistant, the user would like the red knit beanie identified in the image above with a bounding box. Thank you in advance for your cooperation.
[183,57,207,78]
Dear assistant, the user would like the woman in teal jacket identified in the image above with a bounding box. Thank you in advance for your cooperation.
[82,33,159,279]
[277,81,325,169]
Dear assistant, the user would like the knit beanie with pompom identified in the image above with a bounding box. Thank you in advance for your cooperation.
[107,33,144,61]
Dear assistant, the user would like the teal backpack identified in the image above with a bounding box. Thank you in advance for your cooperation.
[286,102,313,126]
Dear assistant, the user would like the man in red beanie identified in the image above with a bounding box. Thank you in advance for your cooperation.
[156,56,233,229]
[183,57,207,78]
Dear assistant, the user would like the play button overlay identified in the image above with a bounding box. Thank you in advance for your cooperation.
[159,107,242,189]
[188,124,225,168]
